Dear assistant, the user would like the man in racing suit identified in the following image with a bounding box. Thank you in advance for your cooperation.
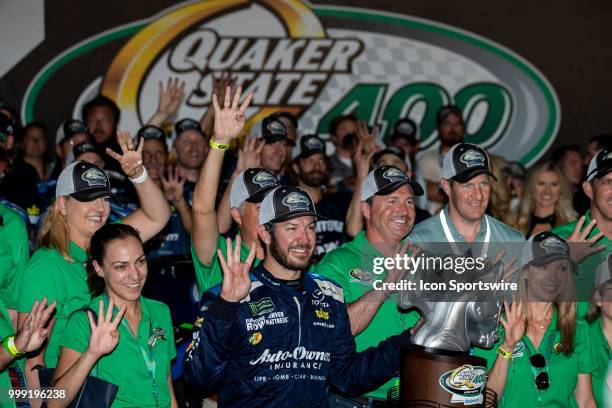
[184,185,412,407]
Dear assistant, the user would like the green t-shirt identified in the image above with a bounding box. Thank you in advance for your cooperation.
[474,311,595,408]
[315,231,420,400]
[191,233,261,295]
[588,317,611,407]
[0,255,25,408]
[18,242,90,367]
[60,295,176,408]
[0,203,29,310]
[552,211,612,307]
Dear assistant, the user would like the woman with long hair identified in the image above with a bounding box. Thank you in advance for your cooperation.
[486,231,596,407]
[17,131,171,403]
[49,224,177,408]
[585,253,612,406]
[512,161,577,237]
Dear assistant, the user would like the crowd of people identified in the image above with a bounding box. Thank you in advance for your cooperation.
[0,73,610,408]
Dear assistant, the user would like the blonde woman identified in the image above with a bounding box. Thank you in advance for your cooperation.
[513,161,577,237]
[17,131,170,404]
[486,231,596,407]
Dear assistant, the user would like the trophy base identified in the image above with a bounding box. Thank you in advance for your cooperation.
[398,345,498,407]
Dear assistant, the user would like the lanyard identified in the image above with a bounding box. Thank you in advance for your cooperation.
[439,210,490,258]
[111,297,160,408]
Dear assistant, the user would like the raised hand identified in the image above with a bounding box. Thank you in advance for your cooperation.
[161,166,186,204]
[566,216,606,263]
[218,235,256,302]
[236,136,264,173]
[157,78,185,119]
[355,120,378,156]
[15,298,57,353]
[499,298,525,351]
[211,71,234,104]
[106,131,145,179]
[352,137,378,179]
[87,299,127,358]
[212,86,253,143]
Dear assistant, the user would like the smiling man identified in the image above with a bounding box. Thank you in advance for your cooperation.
[184,186,412,408]
[315,165,424,405]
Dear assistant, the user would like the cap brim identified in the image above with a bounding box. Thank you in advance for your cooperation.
[264,135,287,144]
[529,254,573,268]
[71,189,112,202]
[376,180,424,197]
[245,186,277,204]
[451,168,497,183]
[297,149,326,160]
[271,211,326,223]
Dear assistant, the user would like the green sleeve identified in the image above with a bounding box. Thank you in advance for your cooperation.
[314,255,355,303]
[575,320,596,374]
[191,234,226,295]
[58,310,91,354]
[0,214,28,310]
[18,251,63,313]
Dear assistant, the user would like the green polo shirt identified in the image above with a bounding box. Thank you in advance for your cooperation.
[18,242,90,367]
[552,211,612,307]
[191,233,261,295]
[474,310,595,408]
[315,231,421,400]
[60,295,176,408]
[408,206,525,261]
[588,317,611,407]
[0,203,29,310]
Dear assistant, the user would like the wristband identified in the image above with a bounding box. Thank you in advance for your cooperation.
[209,139,229,151]
[4,336,24,357]
[129,166,148,184]
[497,345,512,359]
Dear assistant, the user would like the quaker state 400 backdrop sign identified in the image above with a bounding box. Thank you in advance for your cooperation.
[22,0,559,165]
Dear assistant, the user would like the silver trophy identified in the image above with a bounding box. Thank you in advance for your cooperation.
[398,250,506,351]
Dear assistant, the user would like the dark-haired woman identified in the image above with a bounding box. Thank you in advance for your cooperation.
[485,232,597,407]
[49,223,177,408]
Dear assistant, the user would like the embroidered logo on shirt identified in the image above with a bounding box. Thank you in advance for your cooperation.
[248,297,275,316]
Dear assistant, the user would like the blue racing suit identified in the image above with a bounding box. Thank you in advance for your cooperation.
[183,264,409,407]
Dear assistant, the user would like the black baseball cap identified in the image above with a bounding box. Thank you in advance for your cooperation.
[586,149,612,182]
[72,142,101,163]
[442,143,496,183]
[60,119,90,144]
[373,146,406,164]
[273,111,298,129]
[361,165,424,200]
[292,134,327,160]
[175,118,204,139]
[259,186,324,224]
[389,118,417,144]
[138,125,166,143]
[0,112,15,143]
[522,231,572,268]
[260,115,288,144]
[56,161,112,202]
[230,168,279,208]
[436,105,463,126]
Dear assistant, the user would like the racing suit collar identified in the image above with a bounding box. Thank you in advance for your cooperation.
[252,264,315,297]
